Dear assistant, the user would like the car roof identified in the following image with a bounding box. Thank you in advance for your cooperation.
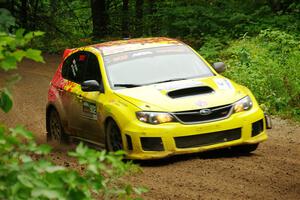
[90,37,184,56]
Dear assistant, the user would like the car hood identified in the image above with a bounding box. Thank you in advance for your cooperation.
[113,76,247,112]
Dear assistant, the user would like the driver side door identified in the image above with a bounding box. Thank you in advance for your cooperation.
[75,52,105,144]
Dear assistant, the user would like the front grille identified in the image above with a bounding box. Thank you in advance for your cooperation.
[140,137,164,151]
[173,104,232,124]
[174,128,241,148]
[252,119,264,137]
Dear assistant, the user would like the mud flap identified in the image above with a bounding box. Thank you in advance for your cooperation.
[265,114,272,129]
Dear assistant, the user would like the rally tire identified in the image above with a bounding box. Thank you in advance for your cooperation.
[47,109,68,144]
[106,120,123,152]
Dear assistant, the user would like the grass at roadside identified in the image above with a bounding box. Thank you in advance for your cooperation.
[200,29,300,121]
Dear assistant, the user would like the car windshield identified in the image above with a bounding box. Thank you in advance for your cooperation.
[103,45,214,89]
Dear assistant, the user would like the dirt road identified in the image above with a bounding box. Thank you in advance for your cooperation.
[1,55,299,200]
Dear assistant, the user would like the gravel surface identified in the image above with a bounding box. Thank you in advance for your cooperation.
[0,55,299,200]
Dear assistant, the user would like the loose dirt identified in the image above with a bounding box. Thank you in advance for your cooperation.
[0,55,299,200]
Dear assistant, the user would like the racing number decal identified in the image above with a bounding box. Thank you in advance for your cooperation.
[83,101,96,114]
[71,59,78,77]
[83,101,97,120]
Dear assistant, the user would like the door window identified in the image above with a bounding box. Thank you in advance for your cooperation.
[62,52,88,84]
[83,53,102,84]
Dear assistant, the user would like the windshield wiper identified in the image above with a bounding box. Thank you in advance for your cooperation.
[114,83,143,88]
[147,78,189,85]
[114,77,192,88]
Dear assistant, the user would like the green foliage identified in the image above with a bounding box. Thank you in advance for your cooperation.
[0,10,44,113]
[25,0,299,52]
[0,125,146,199]
[0,10,146,199]
[0,88,13,113]
[0,8,15,32]
[0,28,44,113]
[198,36,228,62]
[6,0,297,52]
[201,29,300,120]
[0,29,44,71]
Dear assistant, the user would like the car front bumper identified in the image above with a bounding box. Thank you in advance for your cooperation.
[122,107,269,160]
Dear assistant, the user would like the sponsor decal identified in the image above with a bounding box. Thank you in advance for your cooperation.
[70,59,78,77]
[214,78,234,91]
[97,38,182,55]
[79,54,87,61]
[101,43,177,56]
[132,51,153,57]
[195,100,208,107]
[83,101,97,120]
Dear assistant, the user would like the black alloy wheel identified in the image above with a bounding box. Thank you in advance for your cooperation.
[106,120,123,151]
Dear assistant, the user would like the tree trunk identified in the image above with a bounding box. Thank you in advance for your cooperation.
[268,0,295,12]
[0,0,10,10]
[147,0,156,35]
[20,0,28,29]
[31,0,40,30]
[10,0,15,16]
[91,0,108,39]
[122,0,129,38]
[50,0,58,17]
[135,0,144,37]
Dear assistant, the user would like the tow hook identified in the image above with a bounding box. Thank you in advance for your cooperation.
[265,114,272,129]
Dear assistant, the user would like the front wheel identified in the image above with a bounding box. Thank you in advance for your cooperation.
[233,144,259,154]
[105,120,123,152]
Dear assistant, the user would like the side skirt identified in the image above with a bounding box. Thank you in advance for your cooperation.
[70,136,106,150]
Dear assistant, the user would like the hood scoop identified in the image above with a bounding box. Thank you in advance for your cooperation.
[167,86,214,98]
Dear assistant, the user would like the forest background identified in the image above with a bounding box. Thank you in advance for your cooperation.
[3,0,298,120]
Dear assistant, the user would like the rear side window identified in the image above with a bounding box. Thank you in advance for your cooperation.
[62,52,88,83]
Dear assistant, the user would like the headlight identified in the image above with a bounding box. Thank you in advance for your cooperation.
[233,96,253,113]
[136,111,176,124]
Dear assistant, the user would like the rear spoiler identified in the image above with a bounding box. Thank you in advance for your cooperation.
[62,49,73,60]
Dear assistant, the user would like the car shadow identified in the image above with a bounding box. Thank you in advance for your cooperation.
[134,148,258,167]
[67,138,259,167]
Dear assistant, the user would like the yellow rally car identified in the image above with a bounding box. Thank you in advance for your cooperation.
[46,37,272,159]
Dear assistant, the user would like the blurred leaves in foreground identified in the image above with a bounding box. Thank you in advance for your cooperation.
[0,9,146,200]
[0,125,146,199]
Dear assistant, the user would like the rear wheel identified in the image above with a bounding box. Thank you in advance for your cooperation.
[106,120,123,151]
[233,144,259,154]
[47,109,68,144]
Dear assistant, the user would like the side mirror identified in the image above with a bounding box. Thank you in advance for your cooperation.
[81,80,104,93]
[212,62,226,73]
